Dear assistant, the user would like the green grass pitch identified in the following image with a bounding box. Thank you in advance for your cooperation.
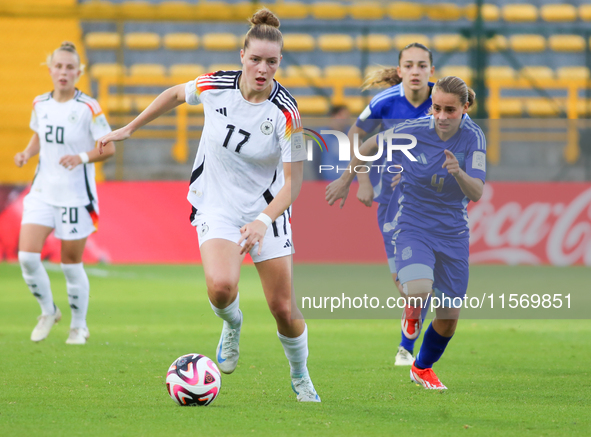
[1,263,590,436]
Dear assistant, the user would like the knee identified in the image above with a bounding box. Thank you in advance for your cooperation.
[269,301,292,323]
[18,251,41,274]
[402,279,433,297]
[434,318,458,336]
[206,277,238,303]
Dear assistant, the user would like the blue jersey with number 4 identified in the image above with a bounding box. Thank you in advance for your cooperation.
[355,82,433,204]
[386,114,486,237]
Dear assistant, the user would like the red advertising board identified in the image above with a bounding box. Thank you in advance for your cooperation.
[1,182,590,265]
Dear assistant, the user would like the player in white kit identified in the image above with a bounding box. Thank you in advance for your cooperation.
[14,42,115,345]
[98,9,320,402]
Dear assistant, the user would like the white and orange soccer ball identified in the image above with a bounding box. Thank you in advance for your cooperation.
[166,354,221,406]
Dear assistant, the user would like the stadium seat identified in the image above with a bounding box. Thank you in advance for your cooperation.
[489,99,522,117]
[485,34,508,52]
[163,33,199,50]
[311,2,347,20]
[124,33,161,50]
[440,66,473,83]
[232,2,258,20]
[510,35,545,52]
[356,35,391,52]
[106,96,133,113]
[541,4,576,22]
[580,5,591,21]
[502,4,538,22]
[485,66,516,81]
[195,1,233,21]
[548,35,585,52]
[386,2,423,20]
[120,1,158,20]
[317,34,354,52]
[283,34,315,52]
[556,66,590,81]
[202,33,239,51]
[519,66,554,80]
[525,99,562,117]
[169,64,205,79]
[293,96,330,115]
[157,2,197,21]
[89,63,126,79]
[324,65,362,80]
[392,34,430,51]
[349,2,384,20]
[208,64,242,72]
[432,34,469,52]
[344,97,369,114]
[134,96,157,112]
[129,64,166,78]
[464,4,500,21]
[426,3,462,21]
[79,1,118,20]
[85,32,121,50]
[285,65,322,79]
[268,2,309,20]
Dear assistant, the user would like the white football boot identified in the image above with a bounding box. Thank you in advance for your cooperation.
[395,346,414,366]
[66,327,90,345]
[31,307,62,342]
[215,310,242,374]
[291,374,321,402]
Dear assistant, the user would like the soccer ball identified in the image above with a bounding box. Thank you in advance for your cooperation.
[166,353,221,406]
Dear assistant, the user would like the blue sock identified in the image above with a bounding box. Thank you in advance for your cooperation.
[414,322,452,369]
[399,295,432,354]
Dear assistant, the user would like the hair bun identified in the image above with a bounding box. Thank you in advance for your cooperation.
[60,41,76,51]
[249,8,280,28]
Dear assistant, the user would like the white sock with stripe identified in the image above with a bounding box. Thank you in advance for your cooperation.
[278,324,309,378]
[210,293,242,328]
[18,251,55,316]
[61,263,89,329]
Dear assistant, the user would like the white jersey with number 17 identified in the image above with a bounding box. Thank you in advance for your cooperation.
[184,70,307,227]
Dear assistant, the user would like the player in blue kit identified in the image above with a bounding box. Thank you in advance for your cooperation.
[327,43,435,366]
[326,76,486,389]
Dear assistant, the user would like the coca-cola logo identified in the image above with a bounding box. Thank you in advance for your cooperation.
[468,184,591,266]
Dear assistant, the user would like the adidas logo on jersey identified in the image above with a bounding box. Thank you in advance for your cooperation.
[215,107,228,116]
[283,239,292,248]
[70,228,78,234]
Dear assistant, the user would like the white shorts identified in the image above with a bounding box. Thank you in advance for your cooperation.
[21,194,98,240]
[192,212,294,263]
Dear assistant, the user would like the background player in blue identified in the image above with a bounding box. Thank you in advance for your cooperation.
[327,43,435,366]
[326,76,486,390]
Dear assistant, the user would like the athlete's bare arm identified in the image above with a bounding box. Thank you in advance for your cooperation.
[97,84,186,151]
[14,133,40,167]
[348,124,373,207]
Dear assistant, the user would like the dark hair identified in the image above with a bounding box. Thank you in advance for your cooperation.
[362,42,433,90]
[432,76,476,110]
[244,8,282,51]
[328,105,349,117]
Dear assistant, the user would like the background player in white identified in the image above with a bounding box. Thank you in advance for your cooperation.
[14,42,115,344]
[98,9,320,402]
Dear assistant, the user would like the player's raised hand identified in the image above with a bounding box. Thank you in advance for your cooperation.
[97,126,132,154]
[14,152,29,167]
[356,181,373,207]
[442,149,460,177]
[325,178,350,208]
[390,173,402,189]
[238,220,267,256]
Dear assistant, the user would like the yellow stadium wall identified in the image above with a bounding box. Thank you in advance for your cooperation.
[0,0,91,184]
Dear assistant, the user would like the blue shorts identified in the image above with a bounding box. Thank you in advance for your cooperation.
[377,203,396,273]
[393,229,470,307]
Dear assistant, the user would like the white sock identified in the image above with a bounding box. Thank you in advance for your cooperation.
[278,324,309,378]
[210,293,242,328]
[19,251,55,316]
[61,263,89,329]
